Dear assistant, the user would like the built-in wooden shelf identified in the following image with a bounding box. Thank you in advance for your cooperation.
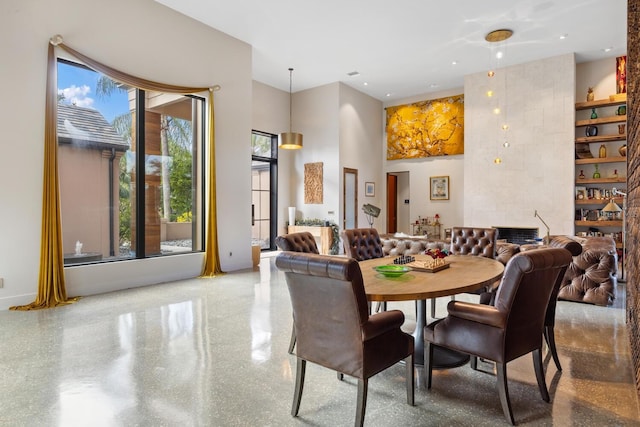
[575,156,626,165]
[575,197,624,205]
[576,177,627,184]
[575,98,626,110]
[576,115,626,127]
[575,134,626,143]
[575,220,623,227]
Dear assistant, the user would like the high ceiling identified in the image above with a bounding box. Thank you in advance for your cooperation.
[155,0,627,102]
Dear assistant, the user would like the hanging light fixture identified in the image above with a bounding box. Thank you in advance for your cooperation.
[486,29,513,164]
[279,67,303,149]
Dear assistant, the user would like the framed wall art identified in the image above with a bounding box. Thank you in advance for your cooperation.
[430,176,449,200]
[365,182,375,197]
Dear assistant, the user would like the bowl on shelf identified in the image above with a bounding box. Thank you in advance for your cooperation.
[374,265,411,278]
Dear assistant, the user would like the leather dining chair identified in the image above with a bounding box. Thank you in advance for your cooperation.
[341,228,387,311]
[274,231,320,354]
[423,247,572,425]
[431,227,497,317]
[536,236,583,371]
[275,231,319,254]
[340,228,384,261]
[275,251,414,427]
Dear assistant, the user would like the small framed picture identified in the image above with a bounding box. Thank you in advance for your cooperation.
[575,186,586,200]
[430,176,449,200]
[365,182,375,197]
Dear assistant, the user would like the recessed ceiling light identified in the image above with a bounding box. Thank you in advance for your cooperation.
[347,71,360,77]
[430,83,439,88]
[363,82,368,86]
[386,93,391,97]
[451,60,458,65]
[603,47,613,52]
[560,34,568,40]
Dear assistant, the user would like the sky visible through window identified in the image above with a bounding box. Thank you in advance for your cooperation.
[57,61,128,122]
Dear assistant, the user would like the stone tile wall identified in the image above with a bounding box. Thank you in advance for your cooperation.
[626,0,640,402]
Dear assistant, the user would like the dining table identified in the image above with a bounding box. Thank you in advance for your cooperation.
[360,254,505,368]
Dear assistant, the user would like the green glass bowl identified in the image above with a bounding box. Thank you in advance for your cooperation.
[374,265,411,277]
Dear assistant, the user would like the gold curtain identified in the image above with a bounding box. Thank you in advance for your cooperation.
[11,36,223,310]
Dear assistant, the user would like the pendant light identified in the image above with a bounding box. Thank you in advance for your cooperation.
[279,67,303,149]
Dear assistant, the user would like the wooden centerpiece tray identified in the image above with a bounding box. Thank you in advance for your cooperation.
[406,259,450,273]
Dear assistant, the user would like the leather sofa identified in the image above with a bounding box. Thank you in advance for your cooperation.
[380,233,617,306]
[379,234,447,257]
[499,236,617,306]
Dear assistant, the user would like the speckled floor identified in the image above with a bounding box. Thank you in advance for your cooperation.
[0,254,638,426]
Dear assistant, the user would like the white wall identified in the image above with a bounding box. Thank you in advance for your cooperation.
[383,88,466,237]
[0,0,252,309]
[252,81,292,236]
[339,83,384,229]
[289,83,341,223]
[464,54,576,235]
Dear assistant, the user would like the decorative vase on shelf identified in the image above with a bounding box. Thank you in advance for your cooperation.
[599,144,607,158]
[586,126,598,137]
[619,144,627,156]
[593,164,601,179]
[579,170,586,179]
[590,108,598,119]
[587,87,594,102]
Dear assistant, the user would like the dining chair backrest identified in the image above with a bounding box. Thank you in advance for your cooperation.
[275,231,319,254]
[450,227,497,258]
[341,228,384,261]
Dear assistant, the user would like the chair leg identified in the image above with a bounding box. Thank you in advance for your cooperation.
[355,378,368,427]
[337,372,344,381]
[404,354,414,405]
[288,324,296,354]
[292,358,306,417]
[496,362,515,425]
[533,348,550,402]
[424,342,434,389]
[544,325,562,371]
[430,298,436,318]
[470,355,478,370]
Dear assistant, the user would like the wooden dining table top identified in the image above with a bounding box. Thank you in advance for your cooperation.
[360,254,505,302]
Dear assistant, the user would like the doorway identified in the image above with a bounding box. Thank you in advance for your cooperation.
[343,168,358,230]
[387,171,410,234]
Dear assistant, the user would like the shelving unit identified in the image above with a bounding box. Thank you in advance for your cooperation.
[574,97,627,249]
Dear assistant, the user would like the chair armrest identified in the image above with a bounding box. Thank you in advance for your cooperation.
[362,310,405,340]
[447,301,506,328]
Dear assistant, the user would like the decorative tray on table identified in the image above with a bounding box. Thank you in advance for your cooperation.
[405,258,450,273]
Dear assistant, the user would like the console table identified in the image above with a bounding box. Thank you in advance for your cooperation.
[288,226,333,255]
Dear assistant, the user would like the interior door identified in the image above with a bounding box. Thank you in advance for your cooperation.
[387,174,397,233]
[343,168,357,230]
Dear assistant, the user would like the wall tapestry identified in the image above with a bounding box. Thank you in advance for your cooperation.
[304,162,323,204]
[386,94,464,160]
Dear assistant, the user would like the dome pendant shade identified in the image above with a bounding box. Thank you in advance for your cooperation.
[278,132,303,149]
[279,67,303,149]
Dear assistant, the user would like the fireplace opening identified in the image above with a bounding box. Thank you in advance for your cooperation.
[493,226,539,245]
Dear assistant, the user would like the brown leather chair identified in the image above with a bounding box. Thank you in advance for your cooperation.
[276,252,414,427]
[274,231,320,354]
[341,228,387,312]
[431,227,497,317]
[536,236,583,371]
[340,228,384,261]
[424,247,573,425]
[275,231,319,254]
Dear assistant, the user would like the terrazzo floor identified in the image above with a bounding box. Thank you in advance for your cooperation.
[0,253,638,426]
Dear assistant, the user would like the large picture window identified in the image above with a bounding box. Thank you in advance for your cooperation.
[57,59,204,264]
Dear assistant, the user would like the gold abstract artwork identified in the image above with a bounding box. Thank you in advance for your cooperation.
[386,95,464,159]
[304,162,323,204]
